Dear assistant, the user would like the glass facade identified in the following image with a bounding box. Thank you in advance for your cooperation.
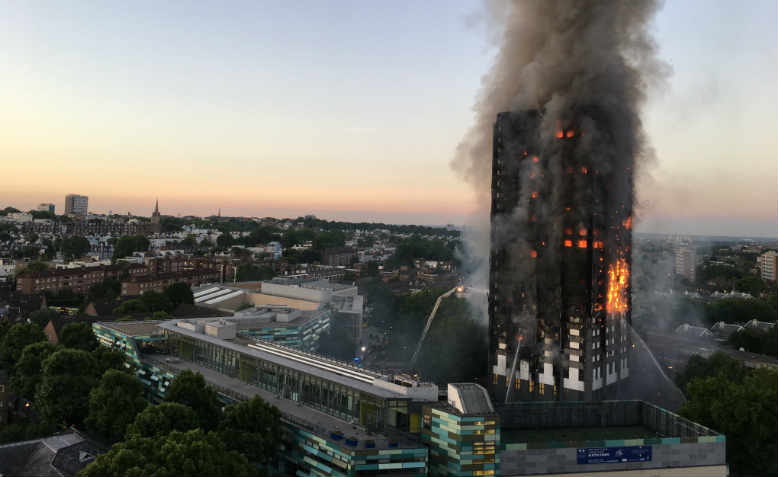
[422,406,500,477]
[164,328,410,431]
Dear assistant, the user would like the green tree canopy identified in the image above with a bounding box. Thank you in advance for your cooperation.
[28,308,60,328]
[728,327,777,357]
[10,341,56,400]
[112,235,150,261]
[680,368,777,476]
[734,274,765,297]
[126,402,199,439]
[113,298,148,315]
[92,346,128,377]
[60,322,98,352]
[163,282,194,308]
[20,261,48,275]
[140,291,174,313]
[218,396,282,465]
[164,370,221,431]
[703,298,775,325]
[0,323,46,369]
[80,429,255,477]
[86,370,147,442]
[235,263,275,282]
[675,352,745,393]
[61,236,91,260]
[313,230,346,250]
[87,278,122,303]
[36,348,96,426]
[386,236,457,269]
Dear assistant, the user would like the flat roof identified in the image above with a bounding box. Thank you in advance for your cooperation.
[157,320,404,399]
[143,355,421,450]
[96,321,165,337]
[450,383,494,415]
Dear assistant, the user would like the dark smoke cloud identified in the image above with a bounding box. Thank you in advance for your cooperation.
[453,0,669,207]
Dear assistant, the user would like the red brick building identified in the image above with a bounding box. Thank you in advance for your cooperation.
[16,264,147,295]
[120,269,220,296]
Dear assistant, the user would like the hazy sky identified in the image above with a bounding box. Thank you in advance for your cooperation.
[1,1,775,236]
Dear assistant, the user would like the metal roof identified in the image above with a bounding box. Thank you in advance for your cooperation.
[157,320,404,399]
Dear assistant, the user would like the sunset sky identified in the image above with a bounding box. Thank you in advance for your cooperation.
[1,1,775,236]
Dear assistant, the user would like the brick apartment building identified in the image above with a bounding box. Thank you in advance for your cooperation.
[121,269,220,296]
[16,264,147,294]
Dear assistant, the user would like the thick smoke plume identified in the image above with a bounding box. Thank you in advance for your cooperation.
[454,0,668,280]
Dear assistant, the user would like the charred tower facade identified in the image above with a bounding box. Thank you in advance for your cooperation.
[489,110,632,403]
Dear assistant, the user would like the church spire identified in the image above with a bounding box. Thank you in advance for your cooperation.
[153,198,159,215]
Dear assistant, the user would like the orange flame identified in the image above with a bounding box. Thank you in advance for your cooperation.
[530,250,538,258]
[564,239,573,248]
[556,130,564,139]
[579,228,587,236]
[622,216,632,230]
[581,166,588,174]
[606,258,629,314]
[531,192,538,199]
[593,240,604,249]
[566,130,575,138]
[532,156,539,163]
[577,240,588,249]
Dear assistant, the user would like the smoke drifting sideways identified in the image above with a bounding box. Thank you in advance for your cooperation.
[453,0,670,320]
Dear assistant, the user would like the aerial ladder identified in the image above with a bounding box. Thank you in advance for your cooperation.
[409,285,462,366]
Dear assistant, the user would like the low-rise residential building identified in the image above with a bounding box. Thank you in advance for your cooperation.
[16,264,147,294]
[120,269,219,296]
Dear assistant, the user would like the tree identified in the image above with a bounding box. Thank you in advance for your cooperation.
[23,261,49,275]
[140,290,174,313]
[92,346,128,377]
[87,278,122,303]
[86,370,148,442]
[179,234,198,251]
[313,230,346,251]
[61,236,91,260]
[216,232,234,249]
[728,327,777,357]
[164,370,221,431]
[80,429,254,477]
[113,298,148,315]
[0,206,20,215]
[126,402,199,439]
[734,274,765,297]
[235,264,275,282]
[164,282,194,308]
[28,308,60,328]
[112,235,150,261]
[703,297,775,325]
[35,348,96,426]
[680,368,777,476]
[60,322,98,352]
[218,396,281,465]
[0,323,46,369]
[675,352,745,393]
[10,342,56,400]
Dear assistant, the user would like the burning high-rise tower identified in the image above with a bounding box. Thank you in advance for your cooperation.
[488,109,633,402]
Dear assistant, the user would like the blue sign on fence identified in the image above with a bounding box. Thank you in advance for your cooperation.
[577,446,652,465]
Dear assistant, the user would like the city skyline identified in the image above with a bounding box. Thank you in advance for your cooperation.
[1,0,776,236]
